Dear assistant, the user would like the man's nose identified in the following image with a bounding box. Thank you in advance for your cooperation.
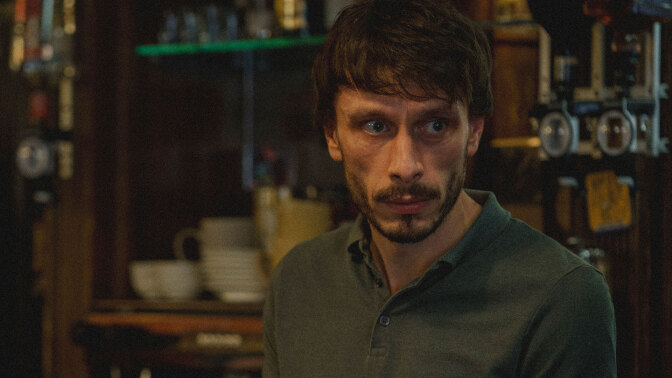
[387,132,423,183]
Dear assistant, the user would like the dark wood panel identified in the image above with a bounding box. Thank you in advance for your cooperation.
[489,26,540,139]
[40,0,137,376]
[0,4,43,377]
[658,22,672,378]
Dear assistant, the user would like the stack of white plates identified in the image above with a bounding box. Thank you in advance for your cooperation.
[200,247,267,303]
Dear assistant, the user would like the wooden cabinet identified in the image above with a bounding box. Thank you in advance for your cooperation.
[70,35,331,377]
[101,36,331,300]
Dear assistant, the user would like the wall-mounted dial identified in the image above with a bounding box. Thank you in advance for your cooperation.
[539,111,577,158]
[596,109,635,156]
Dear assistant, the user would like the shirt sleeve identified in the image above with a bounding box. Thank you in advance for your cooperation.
[518,265,617,377]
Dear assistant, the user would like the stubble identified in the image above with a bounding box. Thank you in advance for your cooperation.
[344,147,468,244]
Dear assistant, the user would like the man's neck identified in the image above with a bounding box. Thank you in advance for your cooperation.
[370,190,482,295]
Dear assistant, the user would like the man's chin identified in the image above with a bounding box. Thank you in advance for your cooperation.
[370,217,438,244]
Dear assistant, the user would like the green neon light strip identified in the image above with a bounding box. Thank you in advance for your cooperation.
[136,35,326,56]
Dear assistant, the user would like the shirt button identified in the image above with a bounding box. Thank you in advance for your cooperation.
[379,315,391,326]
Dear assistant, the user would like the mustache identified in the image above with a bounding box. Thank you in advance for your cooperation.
[373,184,440,202]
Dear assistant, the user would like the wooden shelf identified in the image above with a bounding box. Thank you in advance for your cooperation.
[136,35,325,56]
[83,311,263,337]
[93,299,264,316]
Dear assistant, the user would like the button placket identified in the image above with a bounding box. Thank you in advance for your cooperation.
[374,277,384,288]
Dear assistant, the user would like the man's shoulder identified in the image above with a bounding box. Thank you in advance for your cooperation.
[457,216,611,327]
[488,217,599,285]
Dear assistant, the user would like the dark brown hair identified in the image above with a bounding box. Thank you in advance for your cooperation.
[312,0,493,130]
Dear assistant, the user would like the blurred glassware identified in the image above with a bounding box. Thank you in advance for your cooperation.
[179,7,203,43]
[254,186,279,257]
[158,10,179,43]
[158,4,242,44]
[204,4,221,42]
[274,0,308,36]
[246,0,275,39]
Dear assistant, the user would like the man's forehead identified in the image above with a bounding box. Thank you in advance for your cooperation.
[335,85,464,113]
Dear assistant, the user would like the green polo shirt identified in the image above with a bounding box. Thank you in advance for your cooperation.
[263,190,616,377]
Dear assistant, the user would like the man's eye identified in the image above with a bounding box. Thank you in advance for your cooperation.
[424,120,446,134]
[363,120,387,134]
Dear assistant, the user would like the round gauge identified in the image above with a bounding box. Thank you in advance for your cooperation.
[539,111,573,158]
[596,110,634,156]
[16,136,53,179]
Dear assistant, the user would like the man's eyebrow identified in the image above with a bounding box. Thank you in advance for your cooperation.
[344,109,389,122]
[422,104,458,113]
[338,99,392,116]
[418,102,461,117]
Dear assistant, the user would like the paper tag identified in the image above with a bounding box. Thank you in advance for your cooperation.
[585,170,632,232]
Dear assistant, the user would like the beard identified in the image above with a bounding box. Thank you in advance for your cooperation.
[344,147,468,244]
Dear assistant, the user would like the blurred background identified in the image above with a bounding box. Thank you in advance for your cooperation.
[0,0,671,376]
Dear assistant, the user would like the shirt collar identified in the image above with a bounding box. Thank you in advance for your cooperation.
[437,190,511,267]
[346,215,370,261]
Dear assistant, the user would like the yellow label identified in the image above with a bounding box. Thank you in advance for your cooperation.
[585,170,632,232]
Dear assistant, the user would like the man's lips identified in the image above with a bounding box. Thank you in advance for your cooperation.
[382,196,432,215]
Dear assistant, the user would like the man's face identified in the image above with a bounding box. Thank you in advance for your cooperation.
[325,87,483,244]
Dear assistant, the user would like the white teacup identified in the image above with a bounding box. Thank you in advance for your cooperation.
[129,260,202,300]
[129,261,162,300]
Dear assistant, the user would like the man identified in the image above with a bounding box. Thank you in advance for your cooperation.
[263,1,617,376]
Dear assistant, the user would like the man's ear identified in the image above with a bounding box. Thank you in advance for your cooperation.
[467,117,484,157]
[324,123,343,162]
